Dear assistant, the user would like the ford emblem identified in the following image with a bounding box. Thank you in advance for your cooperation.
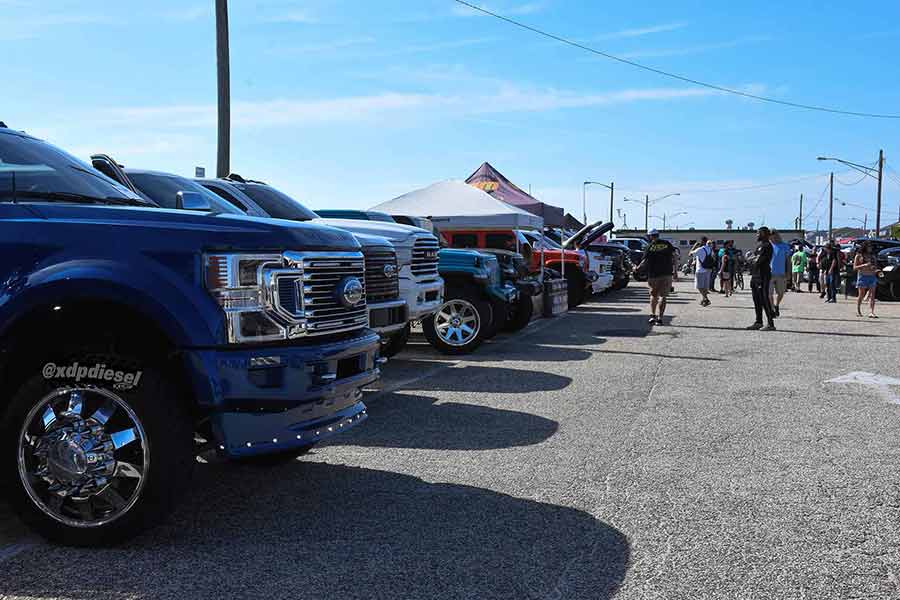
[338,277,364,307]
[382,263,397,278]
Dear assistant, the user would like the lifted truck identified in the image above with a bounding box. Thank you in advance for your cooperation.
[311,212,529,354]
[441,228,594,308]
[192,176,440,356]
[0,128,381,546]
[89,165,410,358]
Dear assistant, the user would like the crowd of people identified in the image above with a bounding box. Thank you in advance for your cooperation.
[635,228,883,328]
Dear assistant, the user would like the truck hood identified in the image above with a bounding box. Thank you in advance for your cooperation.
[351,232,394,250]
[28,204,361,252]
[313,218,429,245]
[564,221,613,249]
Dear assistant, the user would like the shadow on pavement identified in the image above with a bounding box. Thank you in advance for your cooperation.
[0,464,631,600]
[345,392,558,450]
[409,364,572,393]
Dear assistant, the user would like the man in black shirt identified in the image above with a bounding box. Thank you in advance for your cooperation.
[747,226,776,330]
[636,229,677,325]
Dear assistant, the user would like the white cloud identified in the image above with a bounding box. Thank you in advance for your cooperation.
[594,22,688,41]
[267,37,376,56]
[99,84,725,131]
[451,2,546,17]
[164,5,213,22]
[258,11,318,24]
[619,36,770,59]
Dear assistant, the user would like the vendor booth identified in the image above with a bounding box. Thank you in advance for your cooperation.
[465,162,565,228]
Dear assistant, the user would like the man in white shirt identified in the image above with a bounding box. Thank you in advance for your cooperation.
[690,237,714,306]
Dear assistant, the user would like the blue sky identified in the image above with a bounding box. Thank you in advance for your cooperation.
[5,0,900,230]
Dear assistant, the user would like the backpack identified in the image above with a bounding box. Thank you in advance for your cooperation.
[700,247,716,269]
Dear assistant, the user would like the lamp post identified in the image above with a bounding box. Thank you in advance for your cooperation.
[841,201,869,233]
[583,181,613,226]
[625,193,680,231]
[215,0,230,177]
[817,150,884,235]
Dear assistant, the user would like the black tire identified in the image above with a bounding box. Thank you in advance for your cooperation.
[232,444,316,466]
[422,285,492,355]
[565,270,586,308]
[503,295,534,332]
[1,354,193,546]
[484,301,508,339]
[380,324,410,358]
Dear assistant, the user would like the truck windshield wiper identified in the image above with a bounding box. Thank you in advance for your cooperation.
[11,190,150,206]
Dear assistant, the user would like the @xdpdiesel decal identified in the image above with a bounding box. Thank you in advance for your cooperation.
[43,362,143,390]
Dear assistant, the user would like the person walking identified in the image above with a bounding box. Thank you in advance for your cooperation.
[690,237,715,306]
[791,246,808,292]
[636,229,677,325]
[824,241,841,303]
[769,230,791,316]
[807,247,821,294]
[720,240,736,297]
[747,227,776,330]
[853,241,880,318]
[817,244,828,297]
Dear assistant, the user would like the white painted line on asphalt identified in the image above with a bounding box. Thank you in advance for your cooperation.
[826,371,900,404]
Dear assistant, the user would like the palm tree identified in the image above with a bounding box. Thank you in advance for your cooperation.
[215,0,230,177]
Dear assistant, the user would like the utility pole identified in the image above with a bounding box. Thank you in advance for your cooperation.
[644,194,649,232]
[876,149,884,235]
[582,184,586,226]
[828,172,834,239]
[798,193,803,231]
[608,181,614,226]
[215,0,231,177]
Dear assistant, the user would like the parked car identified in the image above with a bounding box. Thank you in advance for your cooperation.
[192,175,442,354]
[584,243,632,290]
[441,228,593,308]
[842,237,900,294]
[426,249,523,354]
[314,210,528,354]
[877,247,900,300]
[0,128,380,545]
[562,222,616,295]
[184,175,409,356]
[314,209,397,223]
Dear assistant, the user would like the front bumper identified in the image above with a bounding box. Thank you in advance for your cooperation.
[399,275,444,320]
[368,299,408,336]
[184,330,381,458]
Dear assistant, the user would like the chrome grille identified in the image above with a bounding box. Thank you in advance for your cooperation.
[362,247,400,303]
[270,252,368,336]
[411,236,440,277]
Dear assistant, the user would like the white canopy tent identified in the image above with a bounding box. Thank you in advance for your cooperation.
[371,180,544,231]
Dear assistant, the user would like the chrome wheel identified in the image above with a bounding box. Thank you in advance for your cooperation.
[17,386,149,528]
[434,299,481,347]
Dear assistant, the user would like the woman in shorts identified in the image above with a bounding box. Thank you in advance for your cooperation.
[853,241,880,318]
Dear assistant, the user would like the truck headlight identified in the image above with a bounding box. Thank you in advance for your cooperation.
[889,255,900,266]
[205,253,287,343]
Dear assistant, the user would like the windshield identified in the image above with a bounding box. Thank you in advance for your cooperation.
[127,172,242,214]
[0,132,144,204]
[235,184,318,221]
[523,231,562,249]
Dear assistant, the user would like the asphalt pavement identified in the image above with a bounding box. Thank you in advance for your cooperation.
[2,280,900,599]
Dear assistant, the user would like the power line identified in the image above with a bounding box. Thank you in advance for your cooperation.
[803,178,831,222]
[452,0,900,119]
[834,170,871,186]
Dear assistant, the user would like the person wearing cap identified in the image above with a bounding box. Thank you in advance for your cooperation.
[747,226,777,330]
[635,229,677,325]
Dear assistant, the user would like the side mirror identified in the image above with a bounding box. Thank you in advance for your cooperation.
[176,191,211,211]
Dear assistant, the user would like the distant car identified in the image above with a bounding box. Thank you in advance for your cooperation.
[844,237,900,293]
[877,247,900,300]
[315,209,396,223]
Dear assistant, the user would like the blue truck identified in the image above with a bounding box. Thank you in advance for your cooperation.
[0,126,381,545]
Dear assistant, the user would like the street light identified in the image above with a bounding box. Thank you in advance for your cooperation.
[818,150,884,235]
[624,193,680,231]
[583,181,614,226]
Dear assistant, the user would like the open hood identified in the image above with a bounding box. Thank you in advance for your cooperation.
[563,221,613,249]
